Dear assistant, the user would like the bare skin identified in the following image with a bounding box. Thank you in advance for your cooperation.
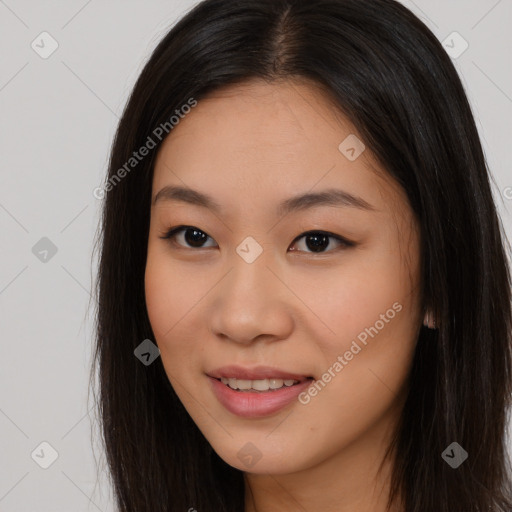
[144,78,423,512]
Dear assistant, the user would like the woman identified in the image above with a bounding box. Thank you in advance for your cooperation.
[91,0,512,510]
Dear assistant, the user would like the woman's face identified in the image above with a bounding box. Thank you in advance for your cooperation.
[145,79,423,475]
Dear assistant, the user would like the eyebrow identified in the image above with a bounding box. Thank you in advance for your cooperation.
[152,185,376,215]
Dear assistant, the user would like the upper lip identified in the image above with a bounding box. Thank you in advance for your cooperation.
[207,365,312,382]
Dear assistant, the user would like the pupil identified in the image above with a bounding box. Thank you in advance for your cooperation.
[185,228,207,247]
[306,233,329,252]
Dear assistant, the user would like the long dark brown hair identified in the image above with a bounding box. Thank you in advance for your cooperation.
[90,0,512,510]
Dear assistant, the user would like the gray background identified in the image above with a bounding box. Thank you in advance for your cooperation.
[1,1,511,510]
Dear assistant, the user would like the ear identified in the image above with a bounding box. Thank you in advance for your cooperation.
[423,310,437,329]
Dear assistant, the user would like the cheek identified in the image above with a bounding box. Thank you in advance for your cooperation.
[144,259,173,338]
[145,239,197,333]
[144,248,189,350]
[306,246,421,403]
[144,245,211,380]
[294,262,418,448]
[310,256,418,345]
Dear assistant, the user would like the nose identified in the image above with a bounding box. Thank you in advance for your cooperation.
[208,254,294,345]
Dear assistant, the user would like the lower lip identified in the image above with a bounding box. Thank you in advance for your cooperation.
[207,376,313,418]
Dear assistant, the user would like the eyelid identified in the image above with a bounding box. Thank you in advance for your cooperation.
[158,225,355,252]
[159,225,217,249]
[291,230,354,251]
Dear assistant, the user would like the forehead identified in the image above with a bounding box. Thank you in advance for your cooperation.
[152,79,408,219]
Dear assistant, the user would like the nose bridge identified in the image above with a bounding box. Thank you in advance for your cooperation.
[225,240,276,310]
[209,240,293,343]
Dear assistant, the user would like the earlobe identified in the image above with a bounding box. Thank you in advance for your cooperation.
[423,310,437,329]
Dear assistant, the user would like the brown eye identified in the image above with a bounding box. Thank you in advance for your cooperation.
[289,231,353,254]
[159,226,217,249]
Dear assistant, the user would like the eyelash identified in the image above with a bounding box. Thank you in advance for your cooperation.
[158,225,355,254]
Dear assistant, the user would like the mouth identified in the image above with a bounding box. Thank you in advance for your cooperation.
[205,365,315,417]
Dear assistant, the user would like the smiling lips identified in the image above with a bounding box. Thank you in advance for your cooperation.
[207,364,312,382]
[206,365,314,417]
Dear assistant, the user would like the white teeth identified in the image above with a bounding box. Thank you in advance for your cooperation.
[269,378,284,389]
[253,379,273,391]
[236,379,252,390]
[219,377,300,391]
